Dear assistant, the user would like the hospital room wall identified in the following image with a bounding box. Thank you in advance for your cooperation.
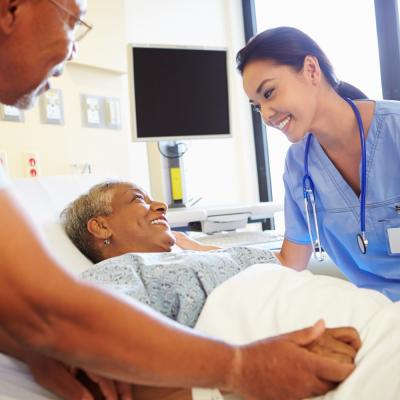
[0,0,259,204]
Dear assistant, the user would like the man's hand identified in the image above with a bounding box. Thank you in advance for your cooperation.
[230,320,358,400]
[172,231,220,251]
[306,327,361,364]
[26,353,132,400]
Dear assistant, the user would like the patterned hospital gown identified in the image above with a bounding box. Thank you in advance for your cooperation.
[80,247,278,327]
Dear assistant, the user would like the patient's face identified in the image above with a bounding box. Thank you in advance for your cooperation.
[104,183,176,254]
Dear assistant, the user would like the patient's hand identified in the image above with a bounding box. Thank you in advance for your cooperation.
[78,370,133,400]
[26,353,95,399]
[173,231,221,251]
[306,327,361,364]
[26,353,132,400]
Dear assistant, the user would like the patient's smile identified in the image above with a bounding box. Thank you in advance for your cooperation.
[151,218,169,227]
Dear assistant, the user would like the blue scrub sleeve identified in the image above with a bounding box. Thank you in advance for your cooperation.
[283,166,310,245]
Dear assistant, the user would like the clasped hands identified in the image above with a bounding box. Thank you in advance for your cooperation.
[25,319,360,400]
[231,320,361,400]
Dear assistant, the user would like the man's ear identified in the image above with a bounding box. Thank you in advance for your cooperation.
[87,216,112,240]
[303,55,321,85]
[0,0,20,35]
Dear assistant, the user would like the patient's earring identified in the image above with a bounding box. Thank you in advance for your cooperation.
[104,238,111,246]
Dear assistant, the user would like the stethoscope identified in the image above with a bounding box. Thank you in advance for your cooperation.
[303,97,368,262]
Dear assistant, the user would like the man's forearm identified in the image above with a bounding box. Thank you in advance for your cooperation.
[0,328,29,361]
[34,277,236,389]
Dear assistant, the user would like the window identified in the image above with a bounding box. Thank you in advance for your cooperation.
[253,0,382,231]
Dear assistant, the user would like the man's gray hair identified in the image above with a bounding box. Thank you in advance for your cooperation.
[60,180,130,262]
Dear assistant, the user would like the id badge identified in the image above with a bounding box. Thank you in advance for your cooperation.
[384,219,400,255]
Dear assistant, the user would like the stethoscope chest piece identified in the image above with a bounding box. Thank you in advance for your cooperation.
[357,233,368,254]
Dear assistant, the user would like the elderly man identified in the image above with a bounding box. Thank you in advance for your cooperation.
[0,1,360,399]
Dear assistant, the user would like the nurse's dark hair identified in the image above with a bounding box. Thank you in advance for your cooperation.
[236,26,368,100]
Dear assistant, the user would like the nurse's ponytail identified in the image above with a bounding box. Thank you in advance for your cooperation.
[236,26,368,100]
[335,81,368,100]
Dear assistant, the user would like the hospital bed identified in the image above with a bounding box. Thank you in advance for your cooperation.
[2,175,400,400]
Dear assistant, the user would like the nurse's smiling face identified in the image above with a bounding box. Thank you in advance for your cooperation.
[242,57,321,143]
[89,183,176,259]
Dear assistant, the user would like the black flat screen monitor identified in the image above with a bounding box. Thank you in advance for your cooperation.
[129,45,231,141]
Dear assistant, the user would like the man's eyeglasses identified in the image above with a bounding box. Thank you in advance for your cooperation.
[48,0,92,42]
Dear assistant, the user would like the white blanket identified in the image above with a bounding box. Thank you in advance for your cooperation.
[0,355,57,400]
[193,264,400,400]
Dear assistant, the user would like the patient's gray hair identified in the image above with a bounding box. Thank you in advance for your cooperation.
[60,181,130,263]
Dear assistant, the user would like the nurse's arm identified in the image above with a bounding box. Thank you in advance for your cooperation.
[172,231,221,251]
[276,239,312,271]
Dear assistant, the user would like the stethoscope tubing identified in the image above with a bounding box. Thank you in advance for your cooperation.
[342,97,367,235]
[303,135,325,261]
[303,97,367,257]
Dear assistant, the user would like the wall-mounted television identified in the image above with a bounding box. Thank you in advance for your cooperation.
[128,45,231,141]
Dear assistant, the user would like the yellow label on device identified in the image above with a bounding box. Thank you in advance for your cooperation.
[170,167,183,200]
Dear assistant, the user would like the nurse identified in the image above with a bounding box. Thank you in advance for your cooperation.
[237,26,400,301]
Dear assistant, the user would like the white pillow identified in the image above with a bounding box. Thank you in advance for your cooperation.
[41,221,93,275]
[11,174,118,275]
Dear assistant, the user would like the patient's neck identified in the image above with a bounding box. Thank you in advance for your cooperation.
[99,241,173,261]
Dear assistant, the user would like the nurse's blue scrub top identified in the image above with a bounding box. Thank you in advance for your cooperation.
[284,100,400,301]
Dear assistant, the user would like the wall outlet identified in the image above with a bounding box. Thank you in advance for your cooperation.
[40,88,64,125]
[0,150,8,172]
[104,97,121,129]
[0,104,24,122]
[23,152,40,177]
[81,94,103,128]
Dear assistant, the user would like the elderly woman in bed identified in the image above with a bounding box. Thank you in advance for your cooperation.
[62,180,211,260]
[60,181,360,400]
[61,181,279,328]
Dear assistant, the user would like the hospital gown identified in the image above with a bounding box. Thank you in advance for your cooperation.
[80,247,277,327]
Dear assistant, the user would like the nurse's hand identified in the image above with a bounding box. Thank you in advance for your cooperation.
[230,320,356,400]
[173,231,221,251]
[306,326,361,364]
